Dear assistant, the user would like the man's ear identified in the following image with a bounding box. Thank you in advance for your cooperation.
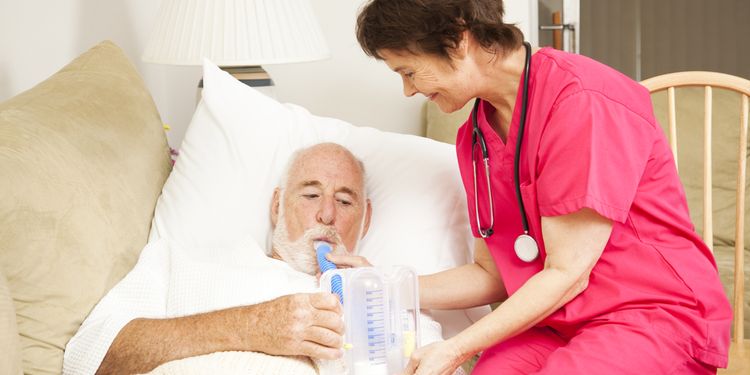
[361,198,373,239]
[270,188,281,227]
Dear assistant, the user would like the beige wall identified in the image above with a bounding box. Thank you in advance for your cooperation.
[579,0,750,81]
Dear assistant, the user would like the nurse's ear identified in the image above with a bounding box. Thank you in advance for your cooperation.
[448,30,475,60]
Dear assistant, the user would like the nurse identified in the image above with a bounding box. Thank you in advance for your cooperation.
[356,1,731,374]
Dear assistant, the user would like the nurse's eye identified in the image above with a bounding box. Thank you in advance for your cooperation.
[337,198,352,206]
[302,194,319,199]
[404,72,415,80]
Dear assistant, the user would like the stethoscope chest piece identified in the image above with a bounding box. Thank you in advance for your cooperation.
[514,233,539,262]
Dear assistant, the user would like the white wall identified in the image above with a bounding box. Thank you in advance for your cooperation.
[0,0,198,147]
[0,0,532,148]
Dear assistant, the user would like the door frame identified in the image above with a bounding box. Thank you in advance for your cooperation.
[529,0,580,53]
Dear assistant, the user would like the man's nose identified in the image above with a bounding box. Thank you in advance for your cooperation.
[316,196,336,225]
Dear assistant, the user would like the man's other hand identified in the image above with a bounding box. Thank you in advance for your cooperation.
[246,293,344,359]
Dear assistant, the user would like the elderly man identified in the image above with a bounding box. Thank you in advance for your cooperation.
[63,143,375,374]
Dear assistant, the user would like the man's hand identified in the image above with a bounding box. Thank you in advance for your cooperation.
[246,292,345,360]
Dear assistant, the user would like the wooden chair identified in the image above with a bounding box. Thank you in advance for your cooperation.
[641,71,750,374]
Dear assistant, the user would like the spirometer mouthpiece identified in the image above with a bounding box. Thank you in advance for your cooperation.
[315,241,343,303]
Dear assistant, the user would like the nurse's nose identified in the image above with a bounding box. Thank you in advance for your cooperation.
[317,196,336,225]
[402,77,417,97]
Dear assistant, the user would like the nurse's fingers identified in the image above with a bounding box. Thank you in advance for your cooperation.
[326,253,372,268]
[400,355,420,375]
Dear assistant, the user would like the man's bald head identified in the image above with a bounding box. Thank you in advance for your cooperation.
[280,143,367,198]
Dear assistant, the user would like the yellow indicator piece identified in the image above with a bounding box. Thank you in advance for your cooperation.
[163,123,171,131]
[402,330,416,358]
[343,343,353,350]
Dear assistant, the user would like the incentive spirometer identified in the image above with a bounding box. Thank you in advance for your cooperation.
[316,241,420,375]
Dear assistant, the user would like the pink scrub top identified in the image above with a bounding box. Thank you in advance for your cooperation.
[455,47,731,367]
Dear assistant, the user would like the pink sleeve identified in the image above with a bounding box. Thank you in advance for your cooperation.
[535,90,655,223]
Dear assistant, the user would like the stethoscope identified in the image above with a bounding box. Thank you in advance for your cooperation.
[471,41,539,263]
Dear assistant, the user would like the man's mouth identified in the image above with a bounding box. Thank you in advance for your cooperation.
[313,236,335,244]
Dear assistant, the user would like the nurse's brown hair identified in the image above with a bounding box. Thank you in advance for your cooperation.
[356,0,524,60]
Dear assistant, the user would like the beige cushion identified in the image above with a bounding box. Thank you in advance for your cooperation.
[423,100,472,145]
[719,340,750,374]
[651,88,749,244]
[0,40,172,374]
[0,271,22,375]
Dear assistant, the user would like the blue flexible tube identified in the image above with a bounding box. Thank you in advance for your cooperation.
[316,241,343,303]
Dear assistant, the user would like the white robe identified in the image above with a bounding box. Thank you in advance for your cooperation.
[63,237,446,375]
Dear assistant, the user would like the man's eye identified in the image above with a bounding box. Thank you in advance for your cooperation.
[337,199,352,206]
[405,72,415,79]
[303,194,319,199]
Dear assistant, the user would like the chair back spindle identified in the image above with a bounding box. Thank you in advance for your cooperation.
[641,72,750,348]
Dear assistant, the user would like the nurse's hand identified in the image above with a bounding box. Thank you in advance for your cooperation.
[315,253,373,281]
[401,340,466,375]
[324,252,372,268]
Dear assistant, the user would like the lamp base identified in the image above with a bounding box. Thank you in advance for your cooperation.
[198,65,274,87]
[222,66,274,87]
[197,65,276,102]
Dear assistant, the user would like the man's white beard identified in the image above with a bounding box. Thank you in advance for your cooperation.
[272,210,348,275]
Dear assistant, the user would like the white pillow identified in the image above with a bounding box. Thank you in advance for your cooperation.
[150,60,487,336]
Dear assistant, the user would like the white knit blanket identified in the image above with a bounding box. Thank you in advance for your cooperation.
[64,238,445,375]
[144,351,318,375]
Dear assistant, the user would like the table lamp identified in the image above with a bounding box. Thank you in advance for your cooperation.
[142,0,330,96]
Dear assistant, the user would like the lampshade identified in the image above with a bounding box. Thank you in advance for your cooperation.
[142,0,330,66]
